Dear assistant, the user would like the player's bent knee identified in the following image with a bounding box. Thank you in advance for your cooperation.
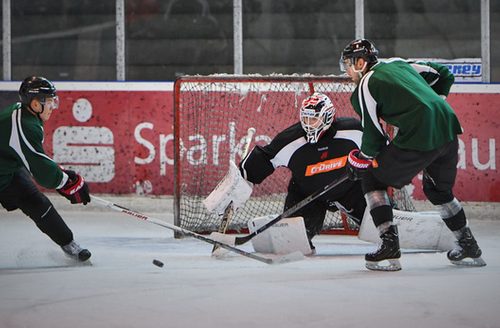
[422,180,455,205]
[18,192,54,223]
[361,170,388,194]
[435,198,463,219]
[364,190,391,211]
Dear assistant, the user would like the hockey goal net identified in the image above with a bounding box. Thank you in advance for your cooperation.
[173,75,415,236]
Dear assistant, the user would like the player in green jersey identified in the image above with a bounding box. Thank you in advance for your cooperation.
[0,77,91,262]
[339,39,485,271]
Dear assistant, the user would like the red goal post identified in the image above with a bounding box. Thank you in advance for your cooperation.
[173,75,415,236]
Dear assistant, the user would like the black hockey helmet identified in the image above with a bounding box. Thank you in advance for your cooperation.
[19,76,57,106]
[339,39,378,72]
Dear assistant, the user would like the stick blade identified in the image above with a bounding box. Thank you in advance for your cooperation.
[234,234,253,245]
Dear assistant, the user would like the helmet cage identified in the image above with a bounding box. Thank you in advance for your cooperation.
[300,93,335,144]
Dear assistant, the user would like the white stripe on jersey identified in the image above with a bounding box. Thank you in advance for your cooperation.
[334,129,363,149]
[410,62,439,86]
[9,108,57,175]
[384,57,406,64]
[359,70,386,137]
[270,137,307,169]
[9,109,32,172]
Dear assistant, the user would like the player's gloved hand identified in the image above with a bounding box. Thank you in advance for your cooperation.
[347,149,374,181]
[57,169,91,205]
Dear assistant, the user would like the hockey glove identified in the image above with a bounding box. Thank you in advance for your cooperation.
[57,169,91,205]
[347,149,374,181]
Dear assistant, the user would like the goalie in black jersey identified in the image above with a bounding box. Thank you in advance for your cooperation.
[0,77,91,262]
[239,93,366,252]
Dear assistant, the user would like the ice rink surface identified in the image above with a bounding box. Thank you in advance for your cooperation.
[1,198,499,328]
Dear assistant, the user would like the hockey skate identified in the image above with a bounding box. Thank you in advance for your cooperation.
[61,240,91,262]
[365,224,401,271]
[447,226,486,267]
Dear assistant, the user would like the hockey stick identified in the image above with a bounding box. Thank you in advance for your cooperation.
[212,127,256,254]
[234,173,349,246]
[91,195,302,265]
[211,201,233,254]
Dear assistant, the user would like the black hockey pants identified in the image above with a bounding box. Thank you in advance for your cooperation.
[0,169,73,246]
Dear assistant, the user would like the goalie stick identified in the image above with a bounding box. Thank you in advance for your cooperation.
[212,127,256,254]
[90,195,303,265]
[234,173,349,246]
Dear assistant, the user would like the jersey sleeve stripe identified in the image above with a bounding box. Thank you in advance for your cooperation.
[359,71,386,137]
[16,110,55,162]
[270,137,307,168]
[334,130,363,149]
[410,63,439,86]
[239,150,252,180]
[9,109,58,176]
[9,109,32,173]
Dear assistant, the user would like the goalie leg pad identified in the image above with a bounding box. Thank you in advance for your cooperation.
[358,209,456,251]
[248,216,314,255]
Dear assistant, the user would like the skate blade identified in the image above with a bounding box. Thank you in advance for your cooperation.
[450,256,486,267]
[62,253,92,263]
[63,257,93,267]
[366,259,402,271]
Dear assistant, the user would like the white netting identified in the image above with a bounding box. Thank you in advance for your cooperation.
[174,75,415,235]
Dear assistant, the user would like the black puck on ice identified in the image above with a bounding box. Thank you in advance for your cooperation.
[152,259,164,267]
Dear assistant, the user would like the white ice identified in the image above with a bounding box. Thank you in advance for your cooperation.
[1,197,499,328]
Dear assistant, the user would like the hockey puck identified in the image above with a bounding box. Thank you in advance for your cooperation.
[152,259,164,267]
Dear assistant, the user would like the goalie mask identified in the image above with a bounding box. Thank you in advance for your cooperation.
[300,93,335,144]
[339,39,379,73]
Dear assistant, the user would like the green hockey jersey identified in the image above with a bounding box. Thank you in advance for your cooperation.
[0,103,64,190]
[350,58,463,157]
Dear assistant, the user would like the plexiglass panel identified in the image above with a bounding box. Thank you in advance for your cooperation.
[3,0,498,82]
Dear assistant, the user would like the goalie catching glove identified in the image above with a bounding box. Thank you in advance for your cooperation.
[347,149,377,181]
[57,168,90,205]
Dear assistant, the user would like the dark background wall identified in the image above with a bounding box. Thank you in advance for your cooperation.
[4,0,499,82]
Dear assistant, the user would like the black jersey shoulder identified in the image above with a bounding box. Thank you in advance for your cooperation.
[276,122,305,138]
[268,122,305,147]
[331,117,363,132]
